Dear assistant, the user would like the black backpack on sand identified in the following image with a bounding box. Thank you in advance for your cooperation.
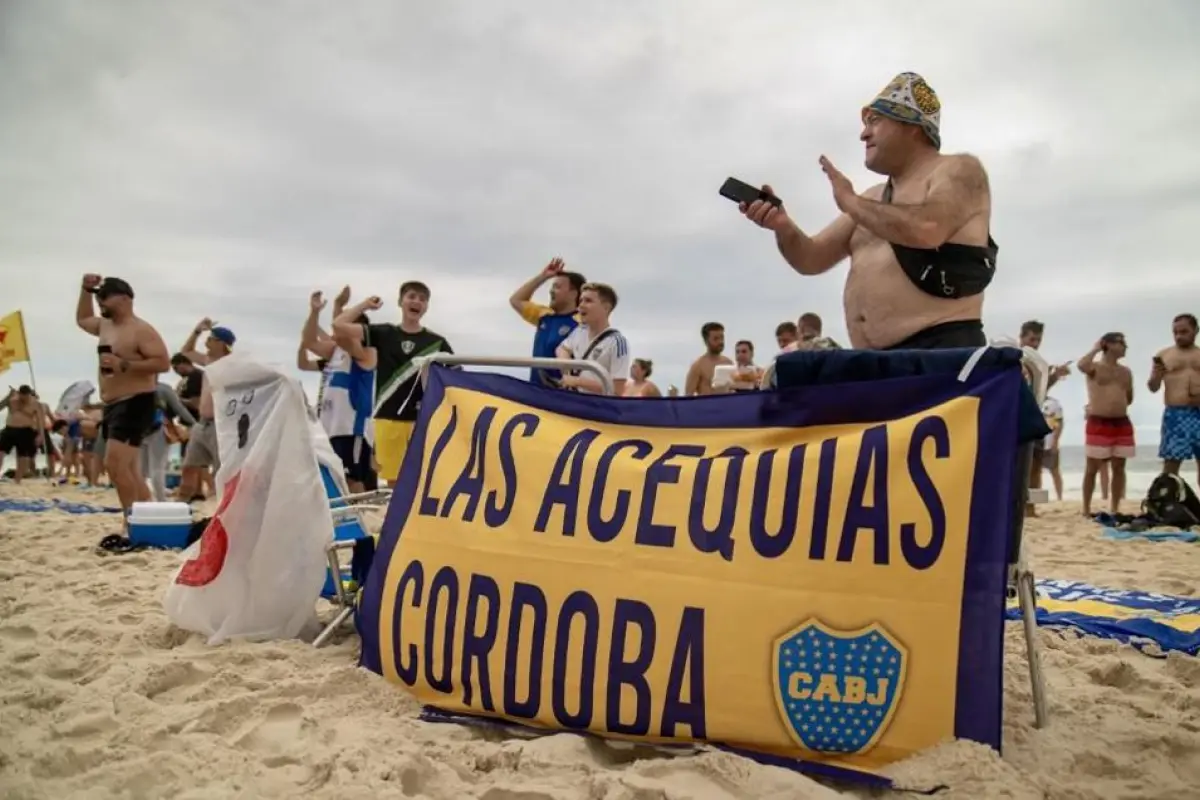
[1143,473,1200,528]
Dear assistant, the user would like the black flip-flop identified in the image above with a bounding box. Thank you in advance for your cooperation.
[97,534,146,554]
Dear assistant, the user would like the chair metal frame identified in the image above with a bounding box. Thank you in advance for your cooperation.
[312,488,392,648]
[1006,344,1051,728]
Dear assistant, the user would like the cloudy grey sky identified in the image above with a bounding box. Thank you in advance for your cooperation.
[2,0,1197,445]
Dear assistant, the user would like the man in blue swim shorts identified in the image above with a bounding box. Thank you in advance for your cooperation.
[1149,313,1200,483]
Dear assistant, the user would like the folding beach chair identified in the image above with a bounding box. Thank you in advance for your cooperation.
[769,344,1051,729]
[312,463,391,647]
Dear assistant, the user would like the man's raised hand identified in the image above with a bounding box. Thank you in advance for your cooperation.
[819,156,856,212]
[310,291,327,312]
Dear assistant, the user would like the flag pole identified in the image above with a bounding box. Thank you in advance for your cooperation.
[15,312,52,483]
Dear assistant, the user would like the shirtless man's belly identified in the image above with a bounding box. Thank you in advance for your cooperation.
[1084,364,1135,458]
[844,184,986,350]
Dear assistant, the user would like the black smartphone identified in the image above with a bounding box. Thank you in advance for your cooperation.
[719,177,781,208]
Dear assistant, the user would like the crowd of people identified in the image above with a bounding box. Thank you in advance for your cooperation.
[2,70,1198,528]
[1020,316,1200,516]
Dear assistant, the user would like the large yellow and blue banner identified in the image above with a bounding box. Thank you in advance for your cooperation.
[359,363,1022,782]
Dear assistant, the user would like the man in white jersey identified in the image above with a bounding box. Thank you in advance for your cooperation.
[303,289,377,491]
[555,282,630,396]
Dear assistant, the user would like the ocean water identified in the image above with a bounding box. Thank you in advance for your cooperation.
[1041,445,1172,501]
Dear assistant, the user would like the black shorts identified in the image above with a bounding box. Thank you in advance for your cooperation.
[0,426,37,458]
[101,392,159,447]
[330,435,378,490]
[887,319,987,351]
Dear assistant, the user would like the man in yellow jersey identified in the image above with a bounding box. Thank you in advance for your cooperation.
[334,280,453,485]
[507,257,585,386]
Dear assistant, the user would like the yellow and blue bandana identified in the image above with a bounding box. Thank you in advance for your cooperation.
[863,72,942,150]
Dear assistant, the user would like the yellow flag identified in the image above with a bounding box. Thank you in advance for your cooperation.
[0,311,31,372]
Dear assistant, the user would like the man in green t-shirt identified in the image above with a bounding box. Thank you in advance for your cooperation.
[334,280,452,484]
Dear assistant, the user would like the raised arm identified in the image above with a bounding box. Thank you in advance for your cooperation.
[333,297,381,339]
[76,275,103,336]
[180,318,214,366]
[302,291,337,360]
[1076,342,1102,376]
[840,154,989,249]
[775,214,856,276]
[509,259,559,322]
[296,345,323,372]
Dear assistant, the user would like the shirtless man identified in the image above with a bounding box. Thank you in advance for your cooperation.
[75,275,170,517]
[685,322,733,396]
[178,318,236,500]
[742,72,996,350]
[0,385,45,482]
[1078,333,1135,515]
[623,359,661,398]
[1149,313,1200,484]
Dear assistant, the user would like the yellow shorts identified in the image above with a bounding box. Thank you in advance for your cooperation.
[373,419,415,485]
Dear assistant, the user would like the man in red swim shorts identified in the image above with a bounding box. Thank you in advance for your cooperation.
[1078,333,1135,516]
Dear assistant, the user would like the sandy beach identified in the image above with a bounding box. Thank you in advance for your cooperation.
[1,483,1197,800]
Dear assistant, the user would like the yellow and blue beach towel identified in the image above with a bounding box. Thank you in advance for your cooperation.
[1007,579,1200,656]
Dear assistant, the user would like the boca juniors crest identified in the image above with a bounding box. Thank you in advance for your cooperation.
[772,620,908,755]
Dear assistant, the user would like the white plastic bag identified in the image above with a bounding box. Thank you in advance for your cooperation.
[162,353,336,643]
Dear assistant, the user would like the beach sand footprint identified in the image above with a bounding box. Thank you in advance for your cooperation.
[0,624,37,642]
[137,660,211,700]
[232,701,306,756]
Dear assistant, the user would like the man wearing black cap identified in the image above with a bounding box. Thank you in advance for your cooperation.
[177,317,237,502]
[741,72,996,351]
[76,274,170,518]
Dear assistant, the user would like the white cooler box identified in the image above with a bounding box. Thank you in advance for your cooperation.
[128,502,194,549]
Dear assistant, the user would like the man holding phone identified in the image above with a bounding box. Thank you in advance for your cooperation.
[737,72,996,351]
[1149,313,1200,482]
[75,275,170,519]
